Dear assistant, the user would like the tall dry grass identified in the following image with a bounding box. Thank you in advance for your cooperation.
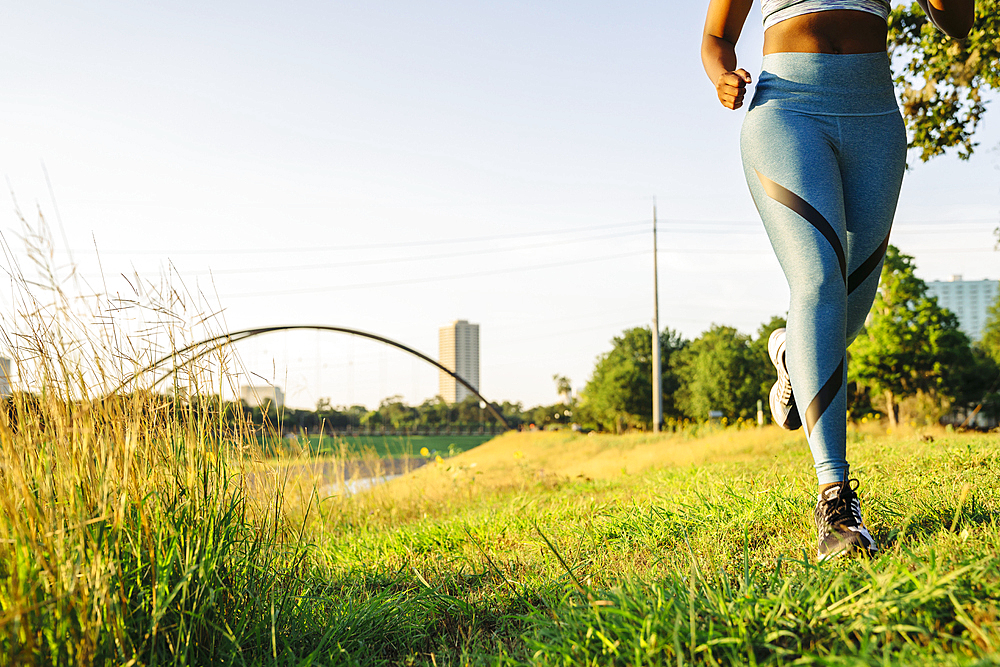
[0,211,308,665]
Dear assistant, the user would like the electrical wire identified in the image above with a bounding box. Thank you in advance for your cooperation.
[222,249,651,298]
[72,219,650,256]
[71,224,996,281]
[64,216,996,256]
[79,228,649,278]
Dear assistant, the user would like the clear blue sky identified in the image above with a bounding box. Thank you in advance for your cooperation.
[2,1,997,409]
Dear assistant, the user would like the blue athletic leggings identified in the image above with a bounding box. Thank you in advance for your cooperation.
[740,52,906,484]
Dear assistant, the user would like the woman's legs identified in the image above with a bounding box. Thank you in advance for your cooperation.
[742,107,853,485]
[739,52,906,558]
[741,107,905,484]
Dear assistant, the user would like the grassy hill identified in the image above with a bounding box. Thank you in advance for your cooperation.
[4,419,998,665]
[293,426,999,665]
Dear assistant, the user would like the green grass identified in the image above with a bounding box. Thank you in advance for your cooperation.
[300,428,1000,665]
[5,413,999,665]
[298,434,495,459]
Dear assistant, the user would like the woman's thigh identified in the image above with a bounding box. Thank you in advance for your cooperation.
[741,107,847,303]
[840,112,907,340]
[741,106,851,443]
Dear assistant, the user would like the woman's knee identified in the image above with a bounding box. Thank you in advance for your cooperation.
[787,267,846,305]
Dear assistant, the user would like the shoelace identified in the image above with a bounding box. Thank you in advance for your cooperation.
[816,479,862,532]
[776,353,793,403]
[777,375,793,403]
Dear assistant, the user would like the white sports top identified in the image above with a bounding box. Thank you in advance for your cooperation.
[762,0,891,30]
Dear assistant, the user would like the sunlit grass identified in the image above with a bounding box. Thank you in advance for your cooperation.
[310,428,999,665]
[0,214,354,665]
[1,214,997,665]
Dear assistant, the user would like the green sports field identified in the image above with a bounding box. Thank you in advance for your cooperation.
[295,433,496,459]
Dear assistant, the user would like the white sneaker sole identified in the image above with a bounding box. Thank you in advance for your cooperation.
[767,328,801,430]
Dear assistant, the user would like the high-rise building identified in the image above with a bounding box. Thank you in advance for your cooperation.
[925,275,999,341]
[240,385,285,409]
[0,357,10,397]
[438,320,480,404]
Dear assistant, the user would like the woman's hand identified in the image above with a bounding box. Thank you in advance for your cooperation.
[703,0,754,109]
[715,68,753,110]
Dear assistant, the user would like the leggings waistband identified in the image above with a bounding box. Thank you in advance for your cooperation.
[749,52,899,116]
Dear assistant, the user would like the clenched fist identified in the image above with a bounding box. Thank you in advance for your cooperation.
[715,68,752,110]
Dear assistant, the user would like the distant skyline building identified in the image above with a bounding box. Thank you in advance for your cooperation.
[240,384,285,409]
[0,357,10,397]
[925,275,999,341]
[438,319,480,404]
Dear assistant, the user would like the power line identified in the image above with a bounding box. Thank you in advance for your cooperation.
[122,243,994,301]
[72,219,650,256]
[70,227,996,281]
[222,249,650,298]
[79,228,649,278]
[62,216,997,256]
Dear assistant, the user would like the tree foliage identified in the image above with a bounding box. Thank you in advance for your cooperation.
[552,374,572,400]
[888,1,1000,160]
[580,326,686,432]
[671,324,770,422]
[848,246,975,426]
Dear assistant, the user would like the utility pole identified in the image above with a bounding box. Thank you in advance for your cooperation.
[652,204,663,432]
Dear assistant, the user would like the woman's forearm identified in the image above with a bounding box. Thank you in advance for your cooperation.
[924,0,975,38]
[702,32,752,110]
[703,0,752,82]
[701,33,739,84]
[703,0,754,110]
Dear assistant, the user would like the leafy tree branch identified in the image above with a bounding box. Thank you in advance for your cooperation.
[889,1,1000,160]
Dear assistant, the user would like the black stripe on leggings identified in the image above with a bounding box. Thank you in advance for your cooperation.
[755,170,846,283]
[847,229,891,295]
[805,358,844,436]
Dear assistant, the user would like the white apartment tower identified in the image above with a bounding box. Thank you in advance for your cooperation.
[240,385,285,409]
[0,357,10,397]
[438,320,480,404]
[925,275,999,342]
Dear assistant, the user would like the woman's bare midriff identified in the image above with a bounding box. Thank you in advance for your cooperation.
[763,10,888,55]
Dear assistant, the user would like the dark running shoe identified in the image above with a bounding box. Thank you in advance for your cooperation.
[815,478,879,561]
[767,328,801,430]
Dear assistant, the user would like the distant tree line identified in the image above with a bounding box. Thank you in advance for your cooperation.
[235,388,596,436]
[9,244,992,438]
[576,246,1000,432]
[307,395,527,433]
[0,381,571,439]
